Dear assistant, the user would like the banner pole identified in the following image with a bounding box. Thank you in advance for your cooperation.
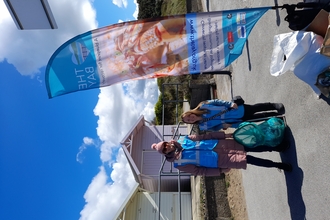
[271,2,320,10]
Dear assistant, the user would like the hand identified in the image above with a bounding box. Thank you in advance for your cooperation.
[187,135,196,139]
[231,103,238,109]
[221,168,231,173]
[170,140,180,148]
[222,123,232,130]
[170,140,178,146]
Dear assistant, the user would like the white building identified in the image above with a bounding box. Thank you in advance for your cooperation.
[115,115,193,220]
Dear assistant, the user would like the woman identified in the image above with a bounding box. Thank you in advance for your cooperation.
[181,99,285,131]
[151,131,291,176]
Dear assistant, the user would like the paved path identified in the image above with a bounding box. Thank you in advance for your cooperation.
[204,0,330,219]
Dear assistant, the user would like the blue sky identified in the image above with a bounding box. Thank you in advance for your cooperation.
[0,0,158,220]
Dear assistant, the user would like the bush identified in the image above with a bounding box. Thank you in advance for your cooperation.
[155,92,177,125]
[153,75,192,125]
[137,0,163,19]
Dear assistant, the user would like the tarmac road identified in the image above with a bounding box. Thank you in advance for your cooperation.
[204,0,330,219]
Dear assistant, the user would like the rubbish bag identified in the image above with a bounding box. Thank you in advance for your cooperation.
[233,117,285,148]
[270,31,330,96]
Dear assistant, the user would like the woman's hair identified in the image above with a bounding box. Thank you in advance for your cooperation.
[180,101,209,124]
[164,141,183,162]
[164,150,178,162]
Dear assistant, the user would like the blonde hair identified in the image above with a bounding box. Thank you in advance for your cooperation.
[181,101,209,124]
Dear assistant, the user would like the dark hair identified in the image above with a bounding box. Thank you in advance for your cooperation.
[164,142,183,162]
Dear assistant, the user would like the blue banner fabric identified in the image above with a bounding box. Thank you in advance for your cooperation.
[46,7,270,98]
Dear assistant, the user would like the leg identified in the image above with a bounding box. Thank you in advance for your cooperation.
[245,112,281,122]
[244,141,290,152]
[244,145,277,152]
[246,155,292,171]
[242,103,285,120]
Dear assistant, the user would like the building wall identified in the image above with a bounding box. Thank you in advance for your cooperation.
[141,177,191,193]
[124,192,192,220]
[126,123,191,192]
[119,120,192,220]
[137,125,189,178]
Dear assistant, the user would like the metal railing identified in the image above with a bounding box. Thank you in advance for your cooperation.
[157,121,196,220]
[157,80,208,219]
[161,83,189,137]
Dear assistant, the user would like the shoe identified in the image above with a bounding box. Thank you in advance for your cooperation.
[273,103,285,114]
[277,163,292,172]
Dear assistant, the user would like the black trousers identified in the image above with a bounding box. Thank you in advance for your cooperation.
[244,145,282,153]
[246,155,281,168]
[244,145,281,168]
[242,103,279,121]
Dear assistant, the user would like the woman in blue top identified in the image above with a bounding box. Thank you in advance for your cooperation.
[151,131,292,176]
[181,99,284,131]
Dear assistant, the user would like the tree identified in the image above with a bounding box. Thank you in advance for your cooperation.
[137,0,162,19]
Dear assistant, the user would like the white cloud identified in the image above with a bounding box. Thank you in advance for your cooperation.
[132,0,139,19]
[79,78,159,219]
[1,0,158,218]
[83,137,95,145]
[0,0,97,76]
[79,150,138,220]
[76,137,97,163]
[93,79,158,164]
[112,0,128,8]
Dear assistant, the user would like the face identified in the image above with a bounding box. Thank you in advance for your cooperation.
[182,113,198,124]
[162,142,176,154]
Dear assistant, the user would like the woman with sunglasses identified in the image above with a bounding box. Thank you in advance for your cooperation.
[151,131,291,176]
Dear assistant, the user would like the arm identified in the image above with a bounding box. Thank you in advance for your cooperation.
[205,123,233,131]
[177,164,230,176]
[169,140,181,149]
[188,131,232,141]
[206,99,236,108]
[222,123,232,130]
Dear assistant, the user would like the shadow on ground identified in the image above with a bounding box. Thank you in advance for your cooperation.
[281,126,306,220]
[320,94,330,105]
